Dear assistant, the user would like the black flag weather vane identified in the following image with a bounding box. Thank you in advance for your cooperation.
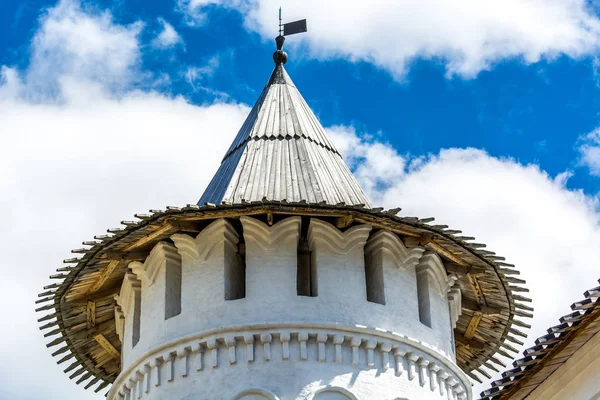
[273,8,306,64]
[278,7,308,37]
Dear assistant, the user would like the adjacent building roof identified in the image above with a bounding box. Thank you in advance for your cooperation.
[480,279,600,400]
[198,60,372,208]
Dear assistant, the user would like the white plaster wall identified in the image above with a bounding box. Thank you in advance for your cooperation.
[525,329,600,400]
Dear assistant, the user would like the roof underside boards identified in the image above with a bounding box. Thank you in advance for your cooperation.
[480,279,600,400]
[198,64,372,208]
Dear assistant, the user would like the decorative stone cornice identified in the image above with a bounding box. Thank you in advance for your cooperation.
[128,242,181,286]
[307,218,372,255]
[115,271,141,318]
[108,323,471,400]
[114,304,125,343]
[240,216,301,251]
[448,288,462,329]
[416,252,458,295]
[365,230,425,270]
[171,218,239,263]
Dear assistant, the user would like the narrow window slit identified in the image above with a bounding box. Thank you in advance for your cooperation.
[297,238,317,296]
[165,258,182,319]
[225,242,246,300]
[365,251,385,305]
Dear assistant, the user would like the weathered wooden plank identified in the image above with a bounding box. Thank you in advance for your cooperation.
[93,334,120,360]
[86,301,96,329]
[84,260,120,296]
[465,312,483,339]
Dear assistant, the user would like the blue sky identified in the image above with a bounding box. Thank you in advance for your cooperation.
[2,0,600,399]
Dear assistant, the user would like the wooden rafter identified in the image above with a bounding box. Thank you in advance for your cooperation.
[85,260,120,295]
[464,312,483,339]
[93,334,120,360]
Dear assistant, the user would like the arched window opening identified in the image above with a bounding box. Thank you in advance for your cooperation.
[235,388,279,400]
[313,388,356,400]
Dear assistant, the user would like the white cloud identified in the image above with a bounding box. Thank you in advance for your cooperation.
[578,127,600,176]
[23,0,143,99]
[329,127,600,392]
[182,0,600,78]
[153,18,183,49]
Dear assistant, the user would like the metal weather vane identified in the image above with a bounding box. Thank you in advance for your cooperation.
[274,7,307,61]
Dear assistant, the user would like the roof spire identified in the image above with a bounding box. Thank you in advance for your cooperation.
[198,13,371,208]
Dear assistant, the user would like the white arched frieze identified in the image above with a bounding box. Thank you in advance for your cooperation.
[129,241,181,287]
[448,288,462,329]
[307,219,372,255]
[240,216,301,300]
[415,252,458,347]
[364,229,425,307]
[129,241,183,321]
[307,219,371,300]
[365,230,425,271]
[171,218,239,264]
[240,216,301,252]
[115,271,141,354]
[172,218,245,304]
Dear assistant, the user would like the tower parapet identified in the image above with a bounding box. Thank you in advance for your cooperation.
[109,213,470,400]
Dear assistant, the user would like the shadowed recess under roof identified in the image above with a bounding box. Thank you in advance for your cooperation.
[198,62,372,208]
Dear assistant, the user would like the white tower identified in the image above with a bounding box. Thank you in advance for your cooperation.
[37,36,531,400]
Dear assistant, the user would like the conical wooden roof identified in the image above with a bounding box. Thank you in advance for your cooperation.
[198,63,372,207]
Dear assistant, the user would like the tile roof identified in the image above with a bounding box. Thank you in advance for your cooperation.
[480,279,600,399]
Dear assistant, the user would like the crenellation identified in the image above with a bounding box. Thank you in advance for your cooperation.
[241,216,301,300]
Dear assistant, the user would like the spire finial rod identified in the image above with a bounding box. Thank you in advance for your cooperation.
[273,12,308,65]
[279,7,283,37]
